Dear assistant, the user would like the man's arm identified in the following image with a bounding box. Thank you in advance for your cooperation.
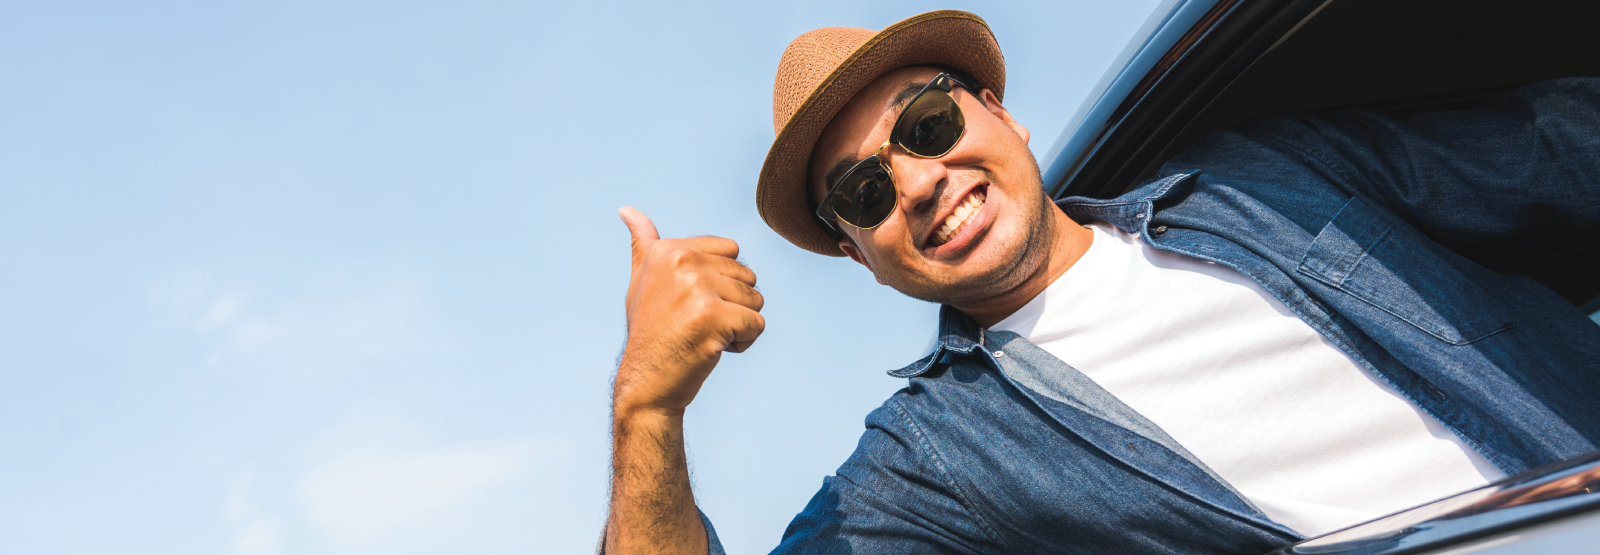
[607,406,703,554]
[1164,77,1600,304]
[1239,78,1600,278]
[606,207,764,555]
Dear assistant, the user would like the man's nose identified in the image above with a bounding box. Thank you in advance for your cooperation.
[886,148,948,220]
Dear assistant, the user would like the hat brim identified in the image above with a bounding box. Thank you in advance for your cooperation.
[756,11,1006,256]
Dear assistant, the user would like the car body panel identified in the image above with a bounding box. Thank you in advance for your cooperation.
[1269,452,1600,555]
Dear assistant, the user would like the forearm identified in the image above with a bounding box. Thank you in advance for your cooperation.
[606,209,761,555]
[605,405,707,555]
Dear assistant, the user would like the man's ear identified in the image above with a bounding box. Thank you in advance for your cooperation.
[978,88,1029,145]
[839,239,889,285]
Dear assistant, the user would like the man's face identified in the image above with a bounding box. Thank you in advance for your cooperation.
[809,66,1056,306]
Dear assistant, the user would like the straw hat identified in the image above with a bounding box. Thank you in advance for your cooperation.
[756,10,1006,256]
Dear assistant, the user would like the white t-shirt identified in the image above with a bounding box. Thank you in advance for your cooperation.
[991,222,1505,537]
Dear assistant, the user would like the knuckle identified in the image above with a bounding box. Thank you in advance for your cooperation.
[666,248,693,266]
[689,295,717,317]
[680,271,706,289]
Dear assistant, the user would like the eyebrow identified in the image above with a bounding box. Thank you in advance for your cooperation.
[819,81,929,193]
[822,157,862,196]
[888,80,926,111]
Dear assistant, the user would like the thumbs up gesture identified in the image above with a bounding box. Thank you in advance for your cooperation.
[615,207,766,418]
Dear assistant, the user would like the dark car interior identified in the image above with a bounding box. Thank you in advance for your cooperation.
[1059,0,1600,309]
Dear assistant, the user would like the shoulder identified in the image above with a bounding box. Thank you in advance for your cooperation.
[775,363,1008,554]
[857,358,1062,482]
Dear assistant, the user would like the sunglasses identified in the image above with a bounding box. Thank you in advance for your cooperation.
[816,73,970,233]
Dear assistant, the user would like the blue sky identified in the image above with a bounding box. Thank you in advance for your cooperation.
[0,1,1170,553]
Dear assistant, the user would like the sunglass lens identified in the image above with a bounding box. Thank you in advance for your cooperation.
[828,165,896,229]
[895,89,965,157]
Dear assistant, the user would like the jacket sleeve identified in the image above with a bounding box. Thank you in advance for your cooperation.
[764,400,996,555]
[702,509,727,555]
[1201,77,1600,292]
[591,508,726,555]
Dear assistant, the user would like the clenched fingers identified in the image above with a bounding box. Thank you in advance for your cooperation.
[702,253,756,286]
[708,274,763,311]
[718,304,766,353]
[648,245,755,287]
[673,236,739,259]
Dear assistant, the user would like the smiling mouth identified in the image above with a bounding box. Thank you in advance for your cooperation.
[931,186,987,247]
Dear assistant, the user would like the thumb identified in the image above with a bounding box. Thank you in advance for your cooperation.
[618,206,660,262]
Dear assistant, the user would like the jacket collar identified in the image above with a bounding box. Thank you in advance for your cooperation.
[1057,170,1198,233]
[889,305,982,378]
[886,170,1201,380]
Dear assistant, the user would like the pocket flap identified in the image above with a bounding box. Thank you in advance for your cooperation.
[1298,196,1512,345]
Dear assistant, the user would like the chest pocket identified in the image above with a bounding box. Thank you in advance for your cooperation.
[1297,196,1513,345]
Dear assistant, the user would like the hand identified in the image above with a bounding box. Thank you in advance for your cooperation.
[615,207,765,418]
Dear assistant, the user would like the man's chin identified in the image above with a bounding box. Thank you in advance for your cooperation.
[883,186,1055,306]
[889,247,1030,306]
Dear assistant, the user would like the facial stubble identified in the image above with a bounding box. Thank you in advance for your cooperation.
[878,162,1061,308]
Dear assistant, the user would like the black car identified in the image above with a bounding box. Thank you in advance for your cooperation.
[1039,1,1600,552]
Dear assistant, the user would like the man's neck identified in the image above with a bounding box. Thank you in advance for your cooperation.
[952,206,1091,328]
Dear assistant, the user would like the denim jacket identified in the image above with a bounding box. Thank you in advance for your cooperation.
[694,78,1600,555]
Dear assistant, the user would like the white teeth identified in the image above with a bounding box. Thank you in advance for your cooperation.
[933,189,986,245]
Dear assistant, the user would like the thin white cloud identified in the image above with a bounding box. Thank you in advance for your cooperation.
[223,471,284,555]
[148,266,440,382]
[208,282,427,380]
[159,265,550,552]
[232,518,284,555]
[294,413,548,553]
[198,292,250,333]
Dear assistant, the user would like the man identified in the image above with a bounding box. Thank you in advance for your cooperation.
[606,10,1600,555]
